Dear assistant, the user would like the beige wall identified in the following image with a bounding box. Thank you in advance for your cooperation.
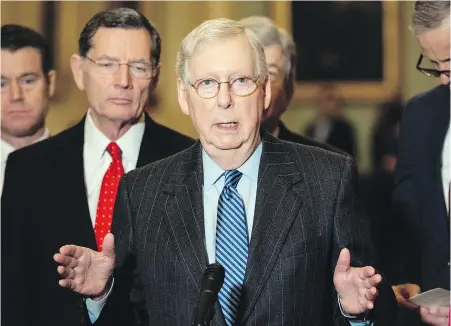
[1,1,438,172]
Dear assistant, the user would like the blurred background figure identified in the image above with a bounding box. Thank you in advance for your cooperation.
[371,98,403,173]
[239,16,343,153]
[306,84,357,156]
[1,24,56,194]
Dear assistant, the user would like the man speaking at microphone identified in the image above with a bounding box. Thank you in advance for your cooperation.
[54,18,396,325]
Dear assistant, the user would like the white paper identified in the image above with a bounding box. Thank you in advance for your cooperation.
[408,288,450,308]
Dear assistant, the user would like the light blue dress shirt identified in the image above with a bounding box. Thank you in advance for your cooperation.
[87,142,372,325]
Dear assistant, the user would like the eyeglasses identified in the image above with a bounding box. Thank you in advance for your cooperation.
[84,56,153,79]
[416,54,450,78]
[190,76,259,99]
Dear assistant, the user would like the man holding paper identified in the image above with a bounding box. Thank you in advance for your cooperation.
[393,1,450,325]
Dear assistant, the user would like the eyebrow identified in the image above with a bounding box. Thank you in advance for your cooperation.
[95,55,151,64]
[128,58,151,65]
[19,72,41,78]
[428,57,450,64]
[1,72,40,80]
[267,63,281,70]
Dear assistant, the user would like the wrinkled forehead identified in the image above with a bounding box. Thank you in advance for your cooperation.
[264,44,285,67]
[187,35,257,80]
[1,47,44,76]
[89,27,152,60]
[418,26,450,61]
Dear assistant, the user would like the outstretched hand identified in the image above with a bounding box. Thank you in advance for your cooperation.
[53,233,115,298]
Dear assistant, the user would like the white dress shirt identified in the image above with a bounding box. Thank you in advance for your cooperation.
[0,128,49,195]
[312,117,332,143]
[84,110,145,224]
[441,119,451,215]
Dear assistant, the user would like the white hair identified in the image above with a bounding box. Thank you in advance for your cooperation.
[176,18,267,85]
[239,16,297,90]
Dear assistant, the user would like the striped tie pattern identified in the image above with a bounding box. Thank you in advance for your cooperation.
[215,170,248,326]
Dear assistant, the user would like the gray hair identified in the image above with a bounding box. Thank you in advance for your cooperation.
[239,16,297,91]
[176,18,267,85]
[411,1,450,35]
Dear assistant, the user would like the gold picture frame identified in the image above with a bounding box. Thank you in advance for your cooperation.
[270,1,401,102]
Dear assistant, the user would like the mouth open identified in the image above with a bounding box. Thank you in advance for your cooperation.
[215,122,239,130]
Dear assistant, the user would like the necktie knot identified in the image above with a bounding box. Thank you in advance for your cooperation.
[224,170,242,189]
[106,142,122,161]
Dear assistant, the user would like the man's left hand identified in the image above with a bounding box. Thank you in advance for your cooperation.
[333,248,381,315]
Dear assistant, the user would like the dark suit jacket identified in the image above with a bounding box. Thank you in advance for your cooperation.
[106,131,396,325]
[278,122,347,155]
[393,84,450,291]
[306,118,357,157]
[1,113,194,326]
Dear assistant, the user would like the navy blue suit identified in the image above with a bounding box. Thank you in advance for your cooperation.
[394,84,450,291]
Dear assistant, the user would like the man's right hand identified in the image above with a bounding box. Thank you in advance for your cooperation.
[53,233,115,299]
[392,283,421,309]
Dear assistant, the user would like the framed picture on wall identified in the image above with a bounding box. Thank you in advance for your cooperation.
[270,1,401,101]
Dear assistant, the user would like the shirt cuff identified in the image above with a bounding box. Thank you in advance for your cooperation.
[337,294,373,325]
[85,277,115,323]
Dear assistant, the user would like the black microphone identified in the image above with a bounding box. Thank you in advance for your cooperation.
[192,263,225,326]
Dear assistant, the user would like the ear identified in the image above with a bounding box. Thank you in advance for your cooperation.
[70,54,85,91]
[177,78,190,116]
[46,70,57,98]
[149,64,161,92]
[263,75,271,112]
[285,76,294,103]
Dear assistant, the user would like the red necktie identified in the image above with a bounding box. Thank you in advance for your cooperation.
[94,142,124,251]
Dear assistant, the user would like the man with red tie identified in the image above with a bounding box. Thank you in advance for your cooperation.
[1,7,193,326]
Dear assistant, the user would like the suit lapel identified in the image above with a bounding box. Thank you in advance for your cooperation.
[160,142,209,291]
[55,117,96,249]
[238,133,304,324]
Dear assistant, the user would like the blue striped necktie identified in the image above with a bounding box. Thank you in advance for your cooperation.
[215,170,249,326]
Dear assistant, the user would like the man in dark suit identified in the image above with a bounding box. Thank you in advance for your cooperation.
[392,1,450,325]
[55,18,396,326]
[238,16,344,155]
[1,8,193,326]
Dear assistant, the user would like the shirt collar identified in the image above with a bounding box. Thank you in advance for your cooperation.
[202,141,263,190]
[1,139,15,163]
[84,108,145,162]
[1,128,50,163]
[38,128,50,142]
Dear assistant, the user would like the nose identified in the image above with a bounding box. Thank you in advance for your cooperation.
[9,80,24,102]
[114,64,132,89]
[216,82,232,109]
[440,72,450,85]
